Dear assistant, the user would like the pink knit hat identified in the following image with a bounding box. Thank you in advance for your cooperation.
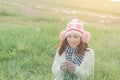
[60,18,91,43]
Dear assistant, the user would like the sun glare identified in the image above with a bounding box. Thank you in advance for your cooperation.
[109,0,120,2]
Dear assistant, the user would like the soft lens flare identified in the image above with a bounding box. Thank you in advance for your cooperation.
[109,0,120,2]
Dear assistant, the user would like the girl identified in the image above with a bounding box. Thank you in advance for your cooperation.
[52,19,95,80]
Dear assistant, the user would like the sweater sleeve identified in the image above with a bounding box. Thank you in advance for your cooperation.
[51,50,64,78]
[74,48,95,79]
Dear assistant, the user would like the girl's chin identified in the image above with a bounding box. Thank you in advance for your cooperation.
[69,44,77,48]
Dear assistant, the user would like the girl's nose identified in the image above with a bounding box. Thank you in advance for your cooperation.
[70,37,75,41]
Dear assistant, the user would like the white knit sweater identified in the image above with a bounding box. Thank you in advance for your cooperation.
[52,48,95,80]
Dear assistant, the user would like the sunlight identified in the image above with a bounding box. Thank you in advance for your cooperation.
[109,0,120,2]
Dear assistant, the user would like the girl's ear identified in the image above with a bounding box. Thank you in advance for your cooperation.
[59,30,66,41]
[82,31,91,43]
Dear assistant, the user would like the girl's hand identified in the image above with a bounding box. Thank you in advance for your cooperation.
[60,61,69,72]
[66,61,76,73]
[60,61,76,73]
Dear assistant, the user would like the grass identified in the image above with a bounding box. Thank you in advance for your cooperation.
[0,0,120,80]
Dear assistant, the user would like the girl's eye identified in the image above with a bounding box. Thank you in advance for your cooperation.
[74,35,79,38]
[68,35,72,38]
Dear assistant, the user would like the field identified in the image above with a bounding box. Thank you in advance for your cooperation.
[0,0,120,80]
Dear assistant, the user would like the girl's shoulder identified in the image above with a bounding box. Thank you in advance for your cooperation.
[85,48,94,56]
[86,48,94,52]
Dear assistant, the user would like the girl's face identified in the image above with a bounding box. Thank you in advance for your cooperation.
[67,34,81,48]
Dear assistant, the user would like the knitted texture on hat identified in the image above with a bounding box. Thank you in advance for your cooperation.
[67,19,84,30]
[82,31,91,43]
[59,18,91,43]
[60,19,83,39]
[65,19,84,37]
[60,31,66,41]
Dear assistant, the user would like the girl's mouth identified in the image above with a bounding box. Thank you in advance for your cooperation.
[69,42,76,45]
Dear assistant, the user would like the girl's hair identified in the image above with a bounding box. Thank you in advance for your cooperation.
[58,38,88,56]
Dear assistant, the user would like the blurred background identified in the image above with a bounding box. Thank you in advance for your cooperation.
[0,0,120,80]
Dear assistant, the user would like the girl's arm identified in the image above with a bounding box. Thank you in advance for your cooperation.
[51,50,64,78]
[74,48,95,79]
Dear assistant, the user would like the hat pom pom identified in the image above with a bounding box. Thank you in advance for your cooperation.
[60,31,66,40]
[82,31,91,43]
[71,18,80,22]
